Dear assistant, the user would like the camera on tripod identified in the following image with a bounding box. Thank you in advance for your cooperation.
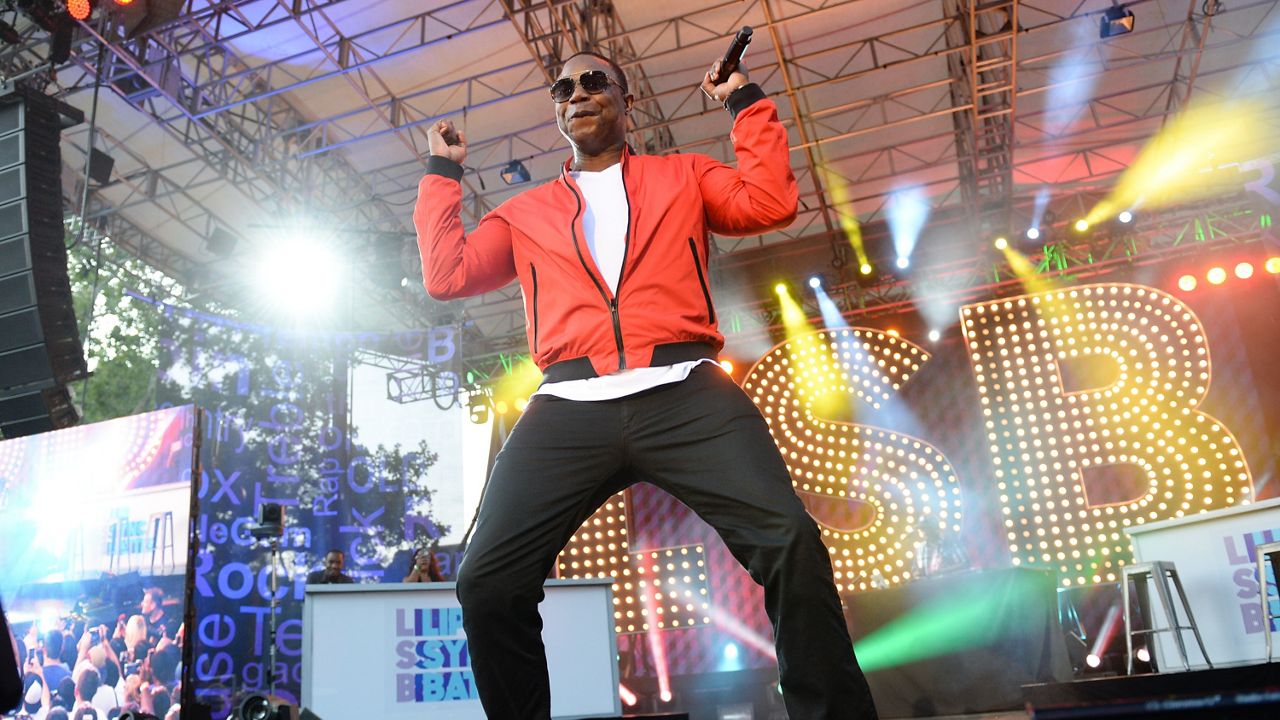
[249,502,285,540]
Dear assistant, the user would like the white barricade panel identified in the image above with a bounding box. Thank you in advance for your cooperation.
[302,579,619,719]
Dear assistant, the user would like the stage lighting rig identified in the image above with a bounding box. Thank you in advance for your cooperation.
[1100,4,1136,38]
[0,19,21,44]
[67,0,91,21]
[467,391,489,424]
[16,0,73,63]
[500,158,531,185]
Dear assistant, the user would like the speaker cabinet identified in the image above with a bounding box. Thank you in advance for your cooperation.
[0,88,86,438]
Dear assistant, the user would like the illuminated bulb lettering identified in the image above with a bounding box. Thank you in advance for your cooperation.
[742,328,963,592]
[556,491,638,631]
[960,283,1252,586]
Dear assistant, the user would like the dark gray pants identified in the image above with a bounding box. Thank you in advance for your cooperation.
[455,363,878,719]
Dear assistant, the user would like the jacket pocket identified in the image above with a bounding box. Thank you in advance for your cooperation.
[530,263,540,353]
[688,237,716,324]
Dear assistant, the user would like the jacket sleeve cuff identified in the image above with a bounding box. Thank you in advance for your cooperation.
[426,155,465,182]
[725,83,767,120]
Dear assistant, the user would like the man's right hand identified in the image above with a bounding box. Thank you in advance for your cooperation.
[428,119,467,165]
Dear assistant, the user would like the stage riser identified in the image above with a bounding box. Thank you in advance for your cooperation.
[1024,663,1280,719]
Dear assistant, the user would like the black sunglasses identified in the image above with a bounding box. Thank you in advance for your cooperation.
[549,70,622,102]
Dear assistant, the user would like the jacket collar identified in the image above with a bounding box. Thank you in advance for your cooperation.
[558,143,635,186]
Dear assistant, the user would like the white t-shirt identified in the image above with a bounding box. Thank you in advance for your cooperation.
[534,163,712,401]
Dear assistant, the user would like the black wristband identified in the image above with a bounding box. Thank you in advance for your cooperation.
[425,155,465,181]
[724,83,766,120]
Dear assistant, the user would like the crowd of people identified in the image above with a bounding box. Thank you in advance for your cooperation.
[6,588,181,720]
[6,547,447,719]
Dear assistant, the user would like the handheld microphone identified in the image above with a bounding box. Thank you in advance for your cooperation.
[712,26,753,84]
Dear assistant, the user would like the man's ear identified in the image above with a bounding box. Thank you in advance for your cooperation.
[624,94,635,114]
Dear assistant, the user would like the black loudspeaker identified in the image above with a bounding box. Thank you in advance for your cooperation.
[0,88,86,439]
[87,147,115,185]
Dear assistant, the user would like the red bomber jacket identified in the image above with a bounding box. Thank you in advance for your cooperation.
[413,84,797,382]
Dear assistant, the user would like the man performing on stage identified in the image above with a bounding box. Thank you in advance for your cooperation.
[414,50,878,720]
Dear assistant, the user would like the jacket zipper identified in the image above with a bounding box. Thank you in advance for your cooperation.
[614,159,633,367]
[688,237,716,324]
[566,178,627,368]
[530,263,540,354]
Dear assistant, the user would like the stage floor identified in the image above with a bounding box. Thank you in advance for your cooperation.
[911,707,1029,712]
[922,714,1026,720]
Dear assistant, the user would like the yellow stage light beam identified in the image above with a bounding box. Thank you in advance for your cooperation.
[492,355,543,411]
[1087,98,1274,225]
[999,244,1116,394]
[999,244,1058,300]
[776,284,847,417]
[824,168,871,273]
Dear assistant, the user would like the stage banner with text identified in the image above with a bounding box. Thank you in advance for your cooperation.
[150,300,458,717]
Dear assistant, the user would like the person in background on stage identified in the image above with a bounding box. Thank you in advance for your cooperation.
[415,48,879,719]
[138,590,169,643]
[306,549,354,585]
[402,547,445,583]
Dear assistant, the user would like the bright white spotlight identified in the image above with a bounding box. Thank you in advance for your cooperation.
[1026,227,1041,241]
[1085,653,1102,668]
[1135,647,1151,663]
[724,643,740,660]
[887,185,929,272]
[1118,210,1133,223]
[257,237,344,317]
[808,276,822,289]
[659,690,673,703]
[994,237,1009,251]
[927,329,941,342]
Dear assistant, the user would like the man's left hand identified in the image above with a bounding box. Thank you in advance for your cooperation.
[701,60,749,104]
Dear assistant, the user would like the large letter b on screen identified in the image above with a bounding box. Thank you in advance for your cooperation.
[961,283,1252,586]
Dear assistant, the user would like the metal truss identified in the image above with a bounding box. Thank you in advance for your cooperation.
[353,349,463,405]
[945,0,1018,238]
[2,0,1278,373]
[343,0,1277,230]
[723,190,1276,346]
[499,0,678,155]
